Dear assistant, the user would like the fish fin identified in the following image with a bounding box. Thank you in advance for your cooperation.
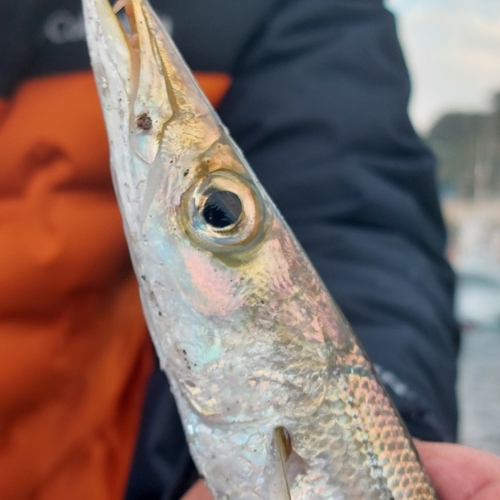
[270,427,292,500]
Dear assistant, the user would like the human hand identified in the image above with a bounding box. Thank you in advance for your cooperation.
[415,440,500,500]
[180,479,212,500]
[181,441,500,500]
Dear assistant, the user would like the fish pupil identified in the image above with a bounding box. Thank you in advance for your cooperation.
[202,191,242,228]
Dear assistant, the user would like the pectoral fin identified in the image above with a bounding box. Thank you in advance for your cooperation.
[270,427,292,500]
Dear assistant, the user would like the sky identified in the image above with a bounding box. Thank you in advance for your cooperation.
[385,0,500,132]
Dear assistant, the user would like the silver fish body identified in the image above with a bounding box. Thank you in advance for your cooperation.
[82,1,437,499]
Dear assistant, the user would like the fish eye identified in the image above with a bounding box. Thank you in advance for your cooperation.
[181,170,266,255]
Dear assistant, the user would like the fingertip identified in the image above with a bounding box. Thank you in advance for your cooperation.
[180,479,213,500]
[414,441,500,500]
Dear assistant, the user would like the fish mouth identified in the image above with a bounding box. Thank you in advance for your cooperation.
[83,0,174,163]
[114,0,174,163]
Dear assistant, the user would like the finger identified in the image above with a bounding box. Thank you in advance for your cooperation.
[180,479,213,500]
[415,440,500,500]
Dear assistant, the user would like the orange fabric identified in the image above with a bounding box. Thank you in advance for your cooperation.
[0,70,231,499]
[0,99,7,122]
[195,72,232,108]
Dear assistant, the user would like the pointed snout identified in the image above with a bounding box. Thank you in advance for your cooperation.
[83,0,221,179]
[82,0,132,91]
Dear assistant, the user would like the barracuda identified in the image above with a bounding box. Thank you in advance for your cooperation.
[82,1,438,498]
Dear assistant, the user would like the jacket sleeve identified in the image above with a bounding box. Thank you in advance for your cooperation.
[217,0,460,442]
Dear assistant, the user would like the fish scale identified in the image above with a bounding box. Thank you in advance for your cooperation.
[82,0,438,498]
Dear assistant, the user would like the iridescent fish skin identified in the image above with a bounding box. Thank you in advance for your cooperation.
[82,1,437,498]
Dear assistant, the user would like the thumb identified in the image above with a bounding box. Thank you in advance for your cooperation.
[180,479,213,500]
[415,440,500,500]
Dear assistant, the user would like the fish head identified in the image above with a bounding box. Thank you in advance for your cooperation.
[83,0,335,422]
[83,0,272,323]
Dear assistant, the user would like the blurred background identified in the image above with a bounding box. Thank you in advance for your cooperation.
[386,0,500,455]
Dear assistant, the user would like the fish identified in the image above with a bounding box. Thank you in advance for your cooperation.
[82,0,438,498]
